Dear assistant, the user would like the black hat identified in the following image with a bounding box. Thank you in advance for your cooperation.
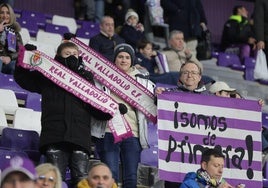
[114,43,135,65]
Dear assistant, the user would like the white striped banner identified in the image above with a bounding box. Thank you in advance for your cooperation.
[157,91,262,187]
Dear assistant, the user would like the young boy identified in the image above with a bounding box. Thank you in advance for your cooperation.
[14,42,112,186]
[135,39,158,75]
[120,9,145,51]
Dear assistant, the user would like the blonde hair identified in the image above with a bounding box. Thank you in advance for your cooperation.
[0,3,20,31]
[36,163,62,188]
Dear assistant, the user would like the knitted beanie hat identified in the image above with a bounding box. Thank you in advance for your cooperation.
[125,9,139,22]
[114,43,135,65]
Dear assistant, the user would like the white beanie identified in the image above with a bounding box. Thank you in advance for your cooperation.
[125,9,139,22]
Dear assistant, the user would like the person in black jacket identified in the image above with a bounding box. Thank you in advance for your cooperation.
[254,0,268,66]
[89,16,125,62]
[14,42,112,187]
[161,0,207,58]
[120,9,145,52]
[220,5,256,60]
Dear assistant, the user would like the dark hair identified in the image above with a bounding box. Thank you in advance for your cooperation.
[137,39,152,50]
[232,5,244,15]
[201,148,225,163]
[56,42,79,56]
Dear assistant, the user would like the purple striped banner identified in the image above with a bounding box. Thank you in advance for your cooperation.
[157,92,262,187]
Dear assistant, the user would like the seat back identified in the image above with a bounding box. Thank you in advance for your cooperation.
[45,23,70,35]
[1,127,39,151]
[52,15,77,34]
[13,108,42,135]
[25,92,42,112]
[28,40,57,58]
[0,107,8,130]
[17,17,39,37]
[19,28,31,45]
[21,10,47,29]
[0,149,28,170]
[76,27,98,39]
[36,30,62,49]
[0,89,19,115]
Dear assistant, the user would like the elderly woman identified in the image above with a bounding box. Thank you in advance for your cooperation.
[35,163,62,188]
[0,3,22,74]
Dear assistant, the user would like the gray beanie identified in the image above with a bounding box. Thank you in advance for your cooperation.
[114,43,135,65]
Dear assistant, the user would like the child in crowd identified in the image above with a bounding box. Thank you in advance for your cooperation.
[119,9,145,51]
[14,42,112,187]
[135,39,159,75]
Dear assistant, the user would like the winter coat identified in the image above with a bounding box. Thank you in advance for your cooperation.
[254,0,268,42]
[180,172,206,188]
[91,67,156,149]
[119,24,145,51]
[220,15,254,51]
[14,55,111,154]
[161,46,198,72]
[161,0,207,40]
[135,52,157,75]
[89,32,125,62]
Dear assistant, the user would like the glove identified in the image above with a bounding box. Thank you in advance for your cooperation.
[65,55,80,71]
[63,33,76,40]
[118,103,128,115]
[24,44,37,51]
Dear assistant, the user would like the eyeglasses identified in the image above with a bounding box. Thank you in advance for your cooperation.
[38,175,55,183]
[180,71,200,76]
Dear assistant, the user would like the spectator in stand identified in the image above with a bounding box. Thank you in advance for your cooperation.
[0,3,22,74]
[74,0,95,21]
[220,5,256,61]
[135,38,158,75]
[92,43,155,188]
[35,163,62,188]
[161,0,207,58]
[119,9,145,52]
[254,0,268,66]
[161,30,198,72]
[180,148,241,188]
[14,42,112,186]
[0,156,37,188]
[89,15,125,62]
[77,162,118,188]
[155,60,206,188]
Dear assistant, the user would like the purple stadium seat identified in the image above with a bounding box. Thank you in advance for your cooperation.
[217,52,242,67]
[76,27,99,39]
[1,127,39,150]
[0,148,28,170]
[45,23,69,35]
[244,57,256,81]
[0,73,28,105]
[140,145,158,167]
[21,10,47,29]
[0,127,41,163]
[25,92,42,112]
[81,21,100,30]
[17,17,39,37]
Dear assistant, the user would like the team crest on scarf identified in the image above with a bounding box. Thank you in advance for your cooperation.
[30,52,42,66]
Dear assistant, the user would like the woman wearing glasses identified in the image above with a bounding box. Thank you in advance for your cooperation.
[36,163,62,188]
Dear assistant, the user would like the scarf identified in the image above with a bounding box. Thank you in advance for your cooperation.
[197,168,222,188]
